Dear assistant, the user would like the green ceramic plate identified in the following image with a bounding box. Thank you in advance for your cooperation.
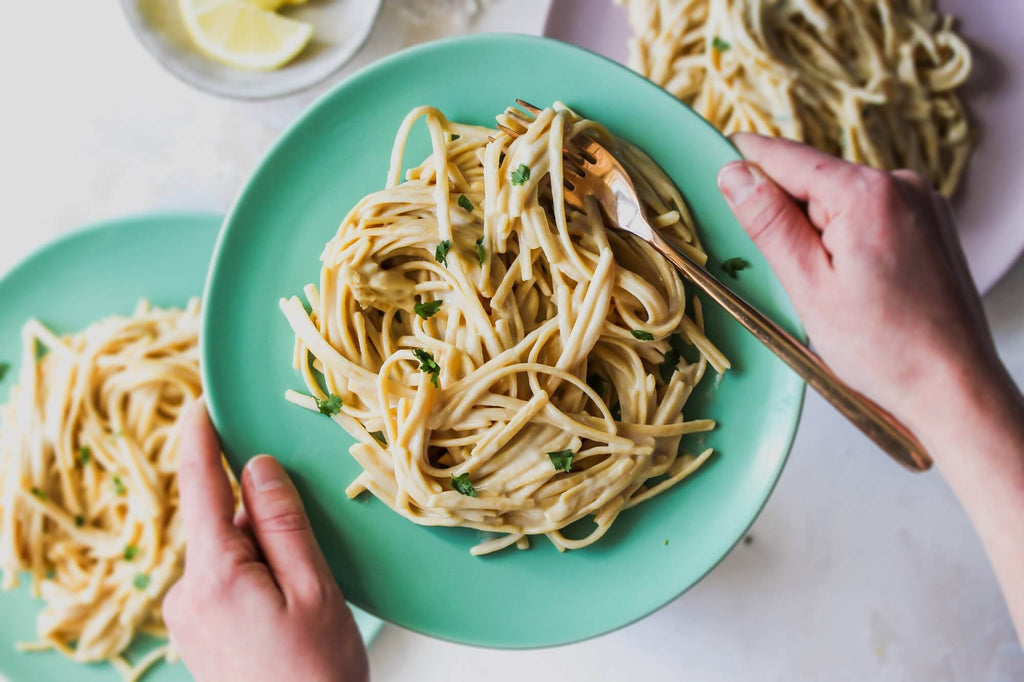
[203,35,806,648]
[0,213,381,681]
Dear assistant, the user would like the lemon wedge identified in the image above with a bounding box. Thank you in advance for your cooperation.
[243,0,306,11]
[180,0,313,71]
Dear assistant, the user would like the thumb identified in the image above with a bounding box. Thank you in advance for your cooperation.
[717,161,828,294]
[241,455,336,604]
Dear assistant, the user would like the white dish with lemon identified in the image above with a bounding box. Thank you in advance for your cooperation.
[121,0,382,99]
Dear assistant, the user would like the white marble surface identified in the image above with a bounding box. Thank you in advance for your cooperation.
[3,1,1023,680]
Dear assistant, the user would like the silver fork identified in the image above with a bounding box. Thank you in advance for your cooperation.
[501,99,931,472]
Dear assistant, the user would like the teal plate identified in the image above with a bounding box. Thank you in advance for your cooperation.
[203,35,806,648]
[0,213,381,681]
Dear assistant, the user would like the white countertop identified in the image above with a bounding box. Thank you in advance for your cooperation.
[3,1,1022,680]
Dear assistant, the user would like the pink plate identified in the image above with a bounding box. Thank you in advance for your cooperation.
[544,0,1024,293]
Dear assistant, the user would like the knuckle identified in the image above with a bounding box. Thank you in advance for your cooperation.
[894,168,930,191]
[856,167,896,199]
[745,194,795,244]
[292,575,337,606]
[256,508,311,535]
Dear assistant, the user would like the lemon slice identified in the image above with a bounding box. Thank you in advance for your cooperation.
[180,0,313,71]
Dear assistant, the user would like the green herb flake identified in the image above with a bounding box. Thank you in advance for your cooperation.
[78,446,92,466]
[451,134,461,141]
[547,449,575,473]
[370,431,387,445]
[113,476,127,496]
[74,515,85,528]
[721,257,750,279]
[0,363,9,381]
[412,348,441,388]
[510,163,531,186]
[659,333,690,383]
[743,535,754,546]
[413,299,443,320]
[133,573,150,591]
[457,194,474,212]
[314,394,343,416]
[435,239,452,266]
[631,329,655,341]
[475,237,486,265]
[664,539,670,546]
[30,487,46,500]
[123,545,139,561]
[658,349,682,383]
[586,373,606,396]
[451,473,477,497]
[712,36,731,52]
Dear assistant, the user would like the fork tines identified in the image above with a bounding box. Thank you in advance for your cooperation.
[499,99,590,181]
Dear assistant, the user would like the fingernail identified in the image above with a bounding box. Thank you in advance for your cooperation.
[718,162,758,206]
[246,455,286,492]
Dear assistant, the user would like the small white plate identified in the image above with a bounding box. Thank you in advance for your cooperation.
[545,0,1024,294]
[121,0,382,100]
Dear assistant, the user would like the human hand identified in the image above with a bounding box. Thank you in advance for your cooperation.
[716,133,1009,435]
[718,135,1024,643]
[163,401,368,682]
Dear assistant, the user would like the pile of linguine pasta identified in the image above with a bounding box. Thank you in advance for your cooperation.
[617,0,973,195]
[281,103,728,556]
[0,300,202,680]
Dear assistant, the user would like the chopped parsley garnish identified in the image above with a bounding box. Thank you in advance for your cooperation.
[113,476,127,495]
[133,573,150,591]
[0,363,8,381]
[123,545,139,561]
[664,539,670,546]
[457,194,474,212]
[413,299,443,320]
[510,163,531,186]
[74,515,85,528]
[631,329,655,341]
[30,487,46,500]
[547,450,575,473]
[451,134,461,141]
[78,446,91,466]
[314,394,343,416]
[475,237,486,265]
[712,36,731,52]
[721,257,750,279]
[611,403,622,421]
[435,239,452,266]
[412,348,441,388]
[451,473,477,497]
[586,373,606,396]
[370,430,387,445]
[658,333,688,383]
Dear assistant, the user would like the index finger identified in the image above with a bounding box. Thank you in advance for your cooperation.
[177,398,238,568]
[731,132,862,205]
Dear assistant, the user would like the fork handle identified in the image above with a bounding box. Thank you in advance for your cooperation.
[650,233,932,472]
